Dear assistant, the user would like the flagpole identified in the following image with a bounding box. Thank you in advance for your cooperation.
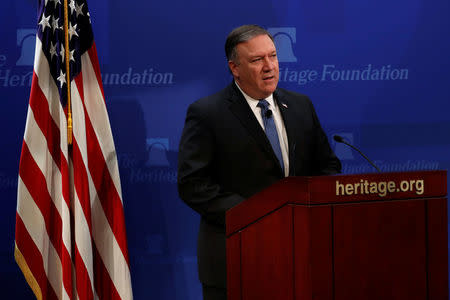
[63,0,73,146]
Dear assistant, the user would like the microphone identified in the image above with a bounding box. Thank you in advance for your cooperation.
[333,135,381,172]
[265,109,272,118]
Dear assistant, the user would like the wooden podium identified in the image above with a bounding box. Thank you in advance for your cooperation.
[226,171,448,300]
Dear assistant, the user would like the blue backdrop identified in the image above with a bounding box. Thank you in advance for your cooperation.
[1,0,449,299]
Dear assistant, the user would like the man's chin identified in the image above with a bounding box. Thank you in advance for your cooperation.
[261,83,278,95]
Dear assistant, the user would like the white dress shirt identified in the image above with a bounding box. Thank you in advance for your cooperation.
[235,82,289,177]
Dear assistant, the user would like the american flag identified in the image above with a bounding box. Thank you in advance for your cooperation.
[15,0,133,299]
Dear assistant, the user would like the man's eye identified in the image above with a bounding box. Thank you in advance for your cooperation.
[252,58,262,62]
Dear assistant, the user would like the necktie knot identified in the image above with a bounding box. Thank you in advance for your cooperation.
[257,99,270,111]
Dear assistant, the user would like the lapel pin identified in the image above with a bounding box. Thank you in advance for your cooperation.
[281,102,288,108]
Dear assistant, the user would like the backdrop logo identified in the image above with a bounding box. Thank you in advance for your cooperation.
[125,137,177,184]
[332,132,354,160]
[146,138,170,167]
[267,27,298,63]
[16,29,36,66]
[0,29,33,88]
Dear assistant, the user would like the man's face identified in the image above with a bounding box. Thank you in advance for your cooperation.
[229,34,279,99]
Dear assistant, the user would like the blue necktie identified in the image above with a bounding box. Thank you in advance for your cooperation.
[257,99,284,173]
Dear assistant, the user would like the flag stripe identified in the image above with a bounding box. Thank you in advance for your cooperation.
[19,142,73,299]
[87,43,105,101]
[81,51,123,199]
[28,71,71,209]
[70,73,114,299]
[91,190,131,300]
[74,245,94,300]
[16,215,58,300]
[71,139,96,299]
[31,43,74,300]
[16,177,70,300]
[72,138,93,230]
[20,92,73,299]
[28,72,62,176]
[93,245,122,300]
[72,70,132,299]
[77,55,129,263]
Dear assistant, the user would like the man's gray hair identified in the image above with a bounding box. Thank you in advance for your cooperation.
[225,25,274,64]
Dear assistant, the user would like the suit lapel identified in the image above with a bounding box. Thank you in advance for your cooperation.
[226,83,282,171]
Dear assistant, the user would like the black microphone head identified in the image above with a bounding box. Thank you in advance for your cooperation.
[265,109,273,118]
[333,135,344,143]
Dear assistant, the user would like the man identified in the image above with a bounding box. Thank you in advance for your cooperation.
[178,25,341,299]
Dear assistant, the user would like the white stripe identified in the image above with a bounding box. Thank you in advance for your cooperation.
[25,38,72,299]
[71,78,132,299]
[73,178,95,295]
[17,178,70,300]
[70,76,96,297]
[91,180,133,300]
[33,39,69,161]
[79,53,123,200]
[22,105,72,265]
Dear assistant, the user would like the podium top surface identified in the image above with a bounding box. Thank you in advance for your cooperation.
[226,170,447,236]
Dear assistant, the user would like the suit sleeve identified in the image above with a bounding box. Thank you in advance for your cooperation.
[177,101,245,227]
[309,99,342,175]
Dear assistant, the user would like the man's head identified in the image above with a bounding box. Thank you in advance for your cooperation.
[225,25,279,99]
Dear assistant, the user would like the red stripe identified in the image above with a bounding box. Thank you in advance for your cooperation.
[19,141,73,298]
[74,244,94,300]
[29,73,61,173]
[28,71,73,298]
[87,44,105,101]
[29,72,71,210]
[72,136,96,299]
[72,137,93,230]
[74,74,130,265]
[15,213,59,300]
[71,69,115,299]
[93,244,122,300]
[70,69,109,297]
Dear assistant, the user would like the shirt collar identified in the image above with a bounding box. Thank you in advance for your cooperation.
[234,81,275,110]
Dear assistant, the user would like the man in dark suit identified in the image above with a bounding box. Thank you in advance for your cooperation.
[178,25,341,300]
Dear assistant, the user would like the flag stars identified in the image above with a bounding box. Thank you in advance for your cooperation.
[75,2,85,17]
[51,17,61,34]
[39,13,51,32]
[69,49,75,62]
[69,0,76,14]
[48,0,61,9]
[57,69,66,88]
[59,44,65,62]
[68,22,79,40]
[49,42,57,60]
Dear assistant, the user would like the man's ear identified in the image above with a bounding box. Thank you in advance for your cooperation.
[228,61,239,79]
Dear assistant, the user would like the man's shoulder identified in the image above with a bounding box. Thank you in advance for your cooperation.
[190,83,236,110]
[275,87,309,100]
[275,87,313,107]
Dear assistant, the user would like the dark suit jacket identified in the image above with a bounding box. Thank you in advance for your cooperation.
[177,82,341,288]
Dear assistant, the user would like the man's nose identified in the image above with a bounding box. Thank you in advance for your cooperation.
[262,56,275,71]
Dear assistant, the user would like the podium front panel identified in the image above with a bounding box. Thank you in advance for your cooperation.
[333,200,427,299]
